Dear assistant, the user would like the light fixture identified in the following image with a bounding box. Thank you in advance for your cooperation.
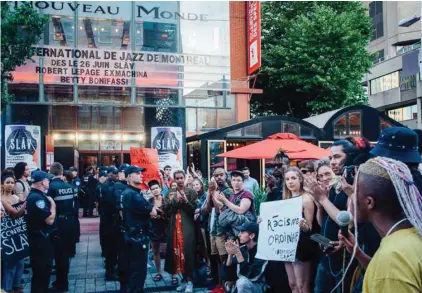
[78,133,85,140]
[72,26,74,29]
[139,134,144,140]
[91,134,99,140]
[137,30,140,34]
[101,27,104,31]
[114,134,122,140]
[123,135,129,141]
[68,134,75,140]
[53,133,60,140]
[94,27,97,31]
[100,134,107,140]
[115,29,118,32]
[79,26,83,30]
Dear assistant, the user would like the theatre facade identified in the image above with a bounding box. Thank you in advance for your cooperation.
[2,1,257,171]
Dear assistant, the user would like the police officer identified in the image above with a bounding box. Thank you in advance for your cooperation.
[121,166,158,292]
[26,171,56,293]
[115,164,130,292]
[48,162,76,292]
[83,166,98,217]
[99,166,120,281]
[70,167,81,247]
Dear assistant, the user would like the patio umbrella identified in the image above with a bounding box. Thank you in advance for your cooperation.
[217,133,329,160]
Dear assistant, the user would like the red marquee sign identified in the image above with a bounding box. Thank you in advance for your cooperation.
[247,1,261,75]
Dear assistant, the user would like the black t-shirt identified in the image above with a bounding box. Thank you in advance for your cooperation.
[320,188,349,272]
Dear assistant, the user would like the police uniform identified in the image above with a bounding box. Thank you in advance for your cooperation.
[97,169,108,257]
[25,171,56,293]
[99,167,119,280]
[48,176,76,291]
[121,166,154,293]
[115,164,130,291]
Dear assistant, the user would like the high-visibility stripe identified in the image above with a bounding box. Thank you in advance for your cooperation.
[54,194,74,201]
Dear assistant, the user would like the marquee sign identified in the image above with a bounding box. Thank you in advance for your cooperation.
[247,1,261,75]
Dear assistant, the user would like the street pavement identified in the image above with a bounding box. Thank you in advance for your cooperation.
[21,216,209,293]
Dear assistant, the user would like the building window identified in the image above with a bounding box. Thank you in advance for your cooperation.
[369,1,383,41]
[397,42,421,55]
[349,112,362,137]
[387,104,417,122]
[372,49,384,64]
[370,71,400,95]
[334,115,347,138]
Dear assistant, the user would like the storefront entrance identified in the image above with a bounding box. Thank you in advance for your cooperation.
[79,152,128,173]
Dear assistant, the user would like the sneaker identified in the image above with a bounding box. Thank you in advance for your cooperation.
[184,282,193,293]
[176,283,187,292]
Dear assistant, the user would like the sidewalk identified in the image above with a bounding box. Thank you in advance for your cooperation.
[22,217,209,293]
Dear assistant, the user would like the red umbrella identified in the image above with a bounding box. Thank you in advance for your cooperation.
[217,133,329,160]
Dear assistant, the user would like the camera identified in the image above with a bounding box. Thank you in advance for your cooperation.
[342,165,356,185]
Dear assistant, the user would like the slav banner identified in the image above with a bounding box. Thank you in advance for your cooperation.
[1,203,29,263]
[5,125,41,171]
[130,147,160,184]
[256,197,302,261]
[151,127,183,171]
[247,1,261,74]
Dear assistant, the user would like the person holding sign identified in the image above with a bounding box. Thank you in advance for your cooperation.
[163,170,198,293]
[283,167,319,293]
[1,173,26,293]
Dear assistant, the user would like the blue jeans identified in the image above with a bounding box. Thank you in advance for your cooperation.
[314,263,354,293]
[1,259,24,291]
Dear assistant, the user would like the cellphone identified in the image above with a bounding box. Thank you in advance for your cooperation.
[310,233,334,249]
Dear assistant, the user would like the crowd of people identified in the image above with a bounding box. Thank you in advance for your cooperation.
[1,126,422,293]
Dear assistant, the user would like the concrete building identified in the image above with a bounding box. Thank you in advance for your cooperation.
[1,1,259,171]
[363,1,421,129]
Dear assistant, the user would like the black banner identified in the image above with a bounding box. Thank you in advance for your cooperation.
[1,203,29,263]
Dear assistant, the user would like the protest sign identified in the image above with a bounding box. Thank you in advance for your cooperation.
[256,197,302,261]
[151,127,183,171]
[1,203,29,263]
[130,147,160,184]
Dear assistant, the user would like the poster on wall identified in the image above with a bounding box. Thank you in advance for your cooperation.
[151,127,183,171]
[256,197,302,261]
[5,125,41,171]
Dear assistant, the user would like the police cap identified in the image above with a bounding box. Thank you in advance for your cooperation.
[107,166,119,174]
[119,164,130,172]
[69,167,78,172]
[99,170,108,178]
[31,171,53,183]
[125,165,146,177]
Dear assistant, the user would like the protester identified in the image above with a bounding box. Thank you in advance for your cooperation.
[148,180,169,282]
[1,173,26,293]
[193,178,210,263]
[201,168,234,292]
[304,140,359,293]
[159,169,169,195]
[352,157,422,292]
[282,167,319,293]
[48,162,75,292]
[242,167,259,194]
[163,170,198,293]
[25,171,56,293]
[121,166,158,293]
[13,162,31,202]
[185,168,194,189]
[225,223,268,293]
[163,165,173,188]
[170,181,178,190]
[298,160,316,177]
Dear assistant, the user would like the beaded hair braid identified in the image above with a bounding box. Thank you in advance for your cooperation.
[361,157,422,237]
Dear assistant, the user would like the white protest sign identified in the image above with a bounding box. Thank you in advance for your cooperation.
[256,197,302,261]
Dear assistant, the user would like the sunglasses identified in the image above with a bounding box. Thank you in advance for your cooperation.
[301,169,309,174]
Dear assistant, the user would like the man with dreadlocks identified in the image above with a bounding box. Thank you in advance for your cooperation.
[353,157,422,293]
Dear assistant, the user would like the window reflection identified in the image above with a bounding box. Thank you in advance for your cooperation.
[334,115,347,138]
[349,112,361,137]
[388,104,417,122]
